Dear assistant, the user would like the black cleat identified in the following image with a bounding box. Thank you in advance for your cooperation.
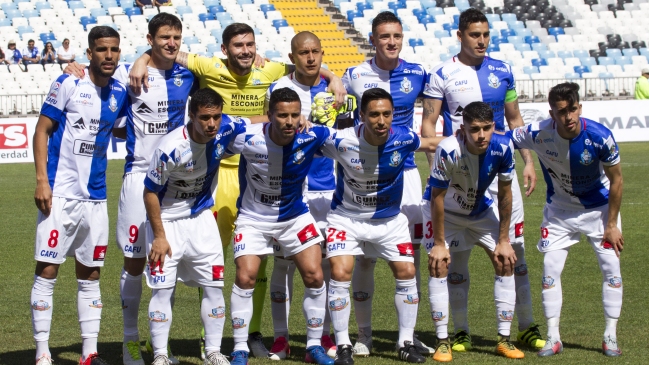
[334,344,354,365]
[398,341,426,363]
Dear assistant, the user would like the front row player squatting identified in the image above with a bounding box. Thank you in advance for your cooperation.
[509,82,624,358]
[423,101,524,362]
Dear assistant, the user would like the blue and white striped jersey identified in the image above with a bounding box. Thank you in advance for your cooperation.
[509,118,620,210]
[319,124,421,219]
[41,70,128,201]
[342,58,430,169]
[228,123,336,222]
[423,133,516,216]
[267,73,335,192]
[143,115,246,220]
[113,63,196,175]
[426,56,516,136]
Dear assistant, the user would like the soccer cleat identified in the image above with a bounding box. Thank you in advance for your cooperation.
[248,332,270,358]
[537,337,563,357]
[151,355,171,365]
[602,337,622,357]
[352,336,372,357]
[321,334,337,358]
[79,353,110,365]
[517,323,546,349]
[334,344,354,365]
[230,350,249,365]
[495,336,525,359]
[305,345,335,365]
[36,354,53,365]
[201,327,206,360]
[268,336,290,360]
[451,331,472,352]
[204,351,231,365]
[145,339,179,365]
[432,339,452,362]
[123,340,144,365]
[397,341,426,363]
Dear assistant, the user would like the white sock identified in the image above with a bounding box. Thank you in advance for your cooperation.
[120,269,142,341]
[598,251,622,343]
[328,279,352,346]
[494,275,516,336]
[604,317,619,348]
[149,287,174,357]
[428,276,449,339]
[413,247,422,295]
[352,256,375,330]
[269,258,295,340]
[321,258,332,336]
[395,278,418,348]
[202,286,225,353]
[231,284,253,352]
[448,250,471,333]
[32,275,56,359]
[542,249,568,340]
[512,244,534,330]
[304,284,327,348]
[77,280,102,359]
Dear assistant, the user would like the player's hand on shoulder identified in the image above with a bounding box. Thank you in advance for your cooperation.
[327,77,348,108]
[253,53,267,68]
[128,57,150,95]
[62,61,86,78]
[34,181,53,216]
[149,237,172,268]
[297,114,312,132]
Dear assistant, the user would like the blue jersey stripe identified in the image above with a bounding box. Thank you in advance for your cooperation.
[46,108,67,190]
[87,82,119,199]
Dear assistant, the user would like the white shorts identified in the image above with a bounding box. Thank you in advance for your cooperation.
[116,172,147,258]
[421,202,500,253]
[488,170,525,245]
[34,197,108,267]
[233,212,324,259]
[538,204,621,254]
[324,212,414,263]
[402,167,424,242]
[304,190,333,233]
[145,209,224,289]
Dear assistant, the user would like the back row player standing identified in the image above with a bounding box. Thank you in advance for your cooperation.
[340,11,437,356]
[420,8,544,354]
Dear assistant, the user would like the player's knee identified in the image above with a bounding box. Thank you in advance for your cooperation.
[35,261,59,279]
[330,264,352,282]
[235,271,257,289]
[123,256,146,276]
[392,262,416,280]
[301,269,324,288]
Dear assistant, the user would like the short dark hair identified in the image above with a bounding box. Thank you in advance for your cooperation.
[28,39,35,44]
[360,88,393,114]
[268,87,301,112]
[189,88,224,115]
[222,23,254,46]
[458,8,489,32]
[372,11,402,34]
[548,82,580,109]
[462,101,494,124]
[88,26,120,48]
[148,13,182,37]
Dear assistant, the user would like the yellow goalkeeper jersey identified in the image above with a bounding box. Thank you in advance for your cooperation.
[187,55,289,166]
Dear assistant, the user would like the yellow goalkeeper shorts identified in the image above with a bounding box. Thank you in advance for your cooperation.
[212,164,239,248]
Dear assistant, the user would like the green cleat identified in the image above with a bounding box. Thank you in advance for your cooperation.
[451,331,472,352]
[517,323,546,350]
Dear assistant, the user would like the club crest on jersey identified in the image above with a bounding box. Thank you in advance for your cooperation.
[109,94,118,112]
[307,317,324,328]
[580,149,593,165]
[215,143,224,159]
[293,148,305,164]
[208,306,226,318]
[487,72,500,89]
[174,74,183,87]
[400,77,412,94]
[389,150,402,167]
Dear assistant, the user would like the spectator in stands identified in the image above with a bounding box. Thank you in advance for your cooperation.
[136,0,154,9]
[22,39,40,65]
[6,40,22,64]
[155,0,173,7]
[0,46,6,64]
[41,42,57,65]
[57,39,76,64]
[634,68,649,100]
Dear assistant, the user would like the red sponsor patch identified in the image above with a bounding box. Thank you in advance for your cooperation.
[93,246,107,261]
[0,124,29,149]
[541,227,549,239]
[397,243,414,257]
[212,265,224,281]
[297,223,319,244]
[515,222,524,238]
[414,223,423,239]
[603,241,613,249]
[234,233,243,243]
[150,262,163,276]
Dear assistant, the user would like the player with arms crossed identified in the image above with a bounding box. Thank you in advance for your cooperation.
[31,26,127,365]
[129,24,347,357]
[509,82,624,357]
[225,87,337,365]
[264,32,355,360]
[423,101,524,361]
[421,8,542,353]
[339,12,436,356]
[143,88,246,365]
[320,88,441,365]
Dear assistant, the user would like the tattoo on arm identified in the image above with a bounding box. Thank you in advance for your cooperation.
[498,191,512,238]
[176,51,189,68]
[520,148,534,165]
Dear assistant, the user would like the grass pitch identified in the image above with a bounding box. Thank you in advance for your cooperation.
[0,142,647,364]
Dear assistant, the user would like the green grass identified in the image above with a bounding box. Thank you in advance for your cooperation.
[1,142,648,365]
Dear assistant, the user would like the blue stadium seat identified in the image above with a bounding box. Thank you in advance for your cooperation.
[500,29,516,37]
[442,23,457,31]
[260,4,275,14]
[614,56,632,65]
[574,65,590,74]
[434,30,450,38]
[80,16,97,30]
[598,57,614,65]
[448,45,461,54]
[1,3,17,11]
[408,39,424,47]
[548,27,565,37]
[68,1,85,10]
[488,43,500,52]
[412,8,425,17]
[347,10,362,21]
[0,19,10,27]
[510,21,526,31]
[206,44,220,53]
[573,49,589,58]
[176,6,192,15]
[508,36,524,44]
[565,72,580,79]
[90,8,108,17]
[272,19,288,29]
[17,25,33,35]
[453,14,460,25]
[557,50,572,59]
[204,0,220,6]
[5,9,22,19]
[531,58,548,66]
[532,43,547,51]
[220,19,234,28]
[622,48,639,56]
[125,7,141,17]
[198,13,215,21]
[605,49,622,57]
[599,72,614,79]
[120,1,135,9]
[215,13,232,21]
[101,0,119,8]
[39,33,55,43]
[265,50,281,59]
[640,48,649,58]
[22,9,39,18]
[579,57,597,67]
[136,46,150,55]
[491,36,507,44]
[515,43,531,52]
[210,28,222,39]
[35,2,51,11]
[209,5,225,13]
[440,53,453,62]
[486,14,500,22]
[357,2,371,11]
[501,13,517,24]
[123,54,138,63]
[525,35,540,44]
[420,0,435,8]
[419,15,435,24]
[426,7,444,16]
[237,0,253,4]
[523,66,539,74]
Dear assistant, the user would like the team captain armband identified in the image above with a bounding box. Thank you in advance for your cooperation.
[505,89,518,103]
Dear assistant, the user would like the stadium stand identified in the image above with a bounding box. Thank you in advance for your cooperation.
[0,0,646,115]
